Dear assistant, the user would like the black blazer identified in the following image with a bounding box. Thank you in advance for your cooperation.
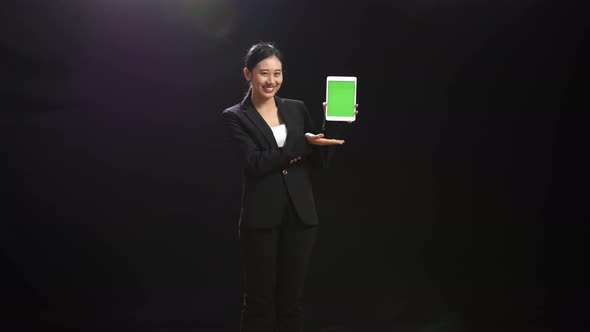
[222,95,334,228]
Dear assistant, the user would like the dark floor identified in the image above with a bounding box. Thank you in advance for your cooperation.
[5,320,558,332]
[116,320,550,332]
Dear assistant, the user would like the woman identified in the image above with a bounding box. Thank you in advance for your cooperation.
[221,42,357,332]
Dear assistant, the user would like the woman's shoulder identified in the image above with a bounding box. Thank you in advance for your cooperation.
[277,96,306,109]
[221,102,242,116]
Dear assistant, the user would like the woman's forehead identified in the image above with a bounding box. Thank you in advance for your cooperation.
[255,56,282,70]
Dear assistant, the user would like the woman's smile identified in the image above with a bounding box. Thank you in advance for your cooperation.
[262,85,276,93]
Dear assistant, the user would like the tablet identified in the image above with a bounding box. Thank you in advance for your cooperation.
[325,76,357,122]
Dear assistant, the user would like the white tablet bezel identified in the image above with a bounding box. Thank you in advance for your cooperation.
[325,76,357,122]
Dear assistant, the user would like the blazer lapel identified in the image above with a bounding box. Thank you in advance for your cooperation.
[241,95,278,148]
[275,96,295,143]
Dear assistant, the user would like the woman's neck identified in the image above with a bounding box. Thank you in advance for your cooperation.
[251,93,276,112]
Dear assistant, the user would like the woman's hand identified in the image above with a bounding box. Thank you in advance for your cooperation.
[323,102,359,124]
[305,133,345,146]
[305,102,359,145]
[306,102,359,145]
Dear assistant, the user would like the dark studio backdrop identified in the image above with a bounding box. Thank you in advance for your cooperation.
[1,0,586,331]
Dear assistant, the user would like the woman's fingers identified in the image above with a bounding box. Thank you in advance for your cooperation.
[306,132,344,145]
[318,138,345,145]
[311,138,345,145]
[346,104,359,123]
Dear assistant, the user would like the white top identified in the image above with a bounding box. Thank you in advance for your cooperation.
[270,123,287,147]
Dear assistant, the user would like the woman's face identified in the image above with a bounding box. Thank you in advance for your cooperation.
[244,55,283,100]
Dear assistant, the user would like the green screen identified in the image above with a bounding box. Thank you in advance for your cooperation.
[327,81,355,117]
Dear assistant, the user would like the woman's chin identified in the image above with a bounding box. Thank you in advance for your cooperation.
[256,90,278,99]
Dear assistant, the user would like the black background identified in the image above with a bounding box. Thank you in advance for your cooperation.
[2,0,587,331]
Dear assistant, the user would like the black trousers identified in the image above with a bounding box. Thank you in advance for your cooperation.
[239,199,318,332]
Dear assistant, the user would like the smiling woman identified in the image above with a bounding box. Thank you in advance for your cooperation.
[221,42,358,332]
[245,55,283,103]
[242,45,284,122]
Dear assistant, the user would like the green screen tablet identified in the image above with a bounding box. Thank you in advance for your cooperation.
[325,76,357,121]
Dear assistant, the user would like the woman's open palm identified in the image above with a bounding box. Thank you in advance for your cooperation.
[305,102,358,146]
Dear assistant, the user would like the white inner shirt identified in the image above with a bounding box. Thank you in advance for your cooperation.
[271,123,287,147]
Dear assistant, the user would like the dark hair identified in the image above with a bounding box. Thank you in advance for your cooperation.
[243,42,283,98]
[244,42,283,72]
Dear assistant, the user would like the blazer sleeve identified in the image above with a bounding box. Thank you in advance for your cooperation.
[222,110,298,177]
